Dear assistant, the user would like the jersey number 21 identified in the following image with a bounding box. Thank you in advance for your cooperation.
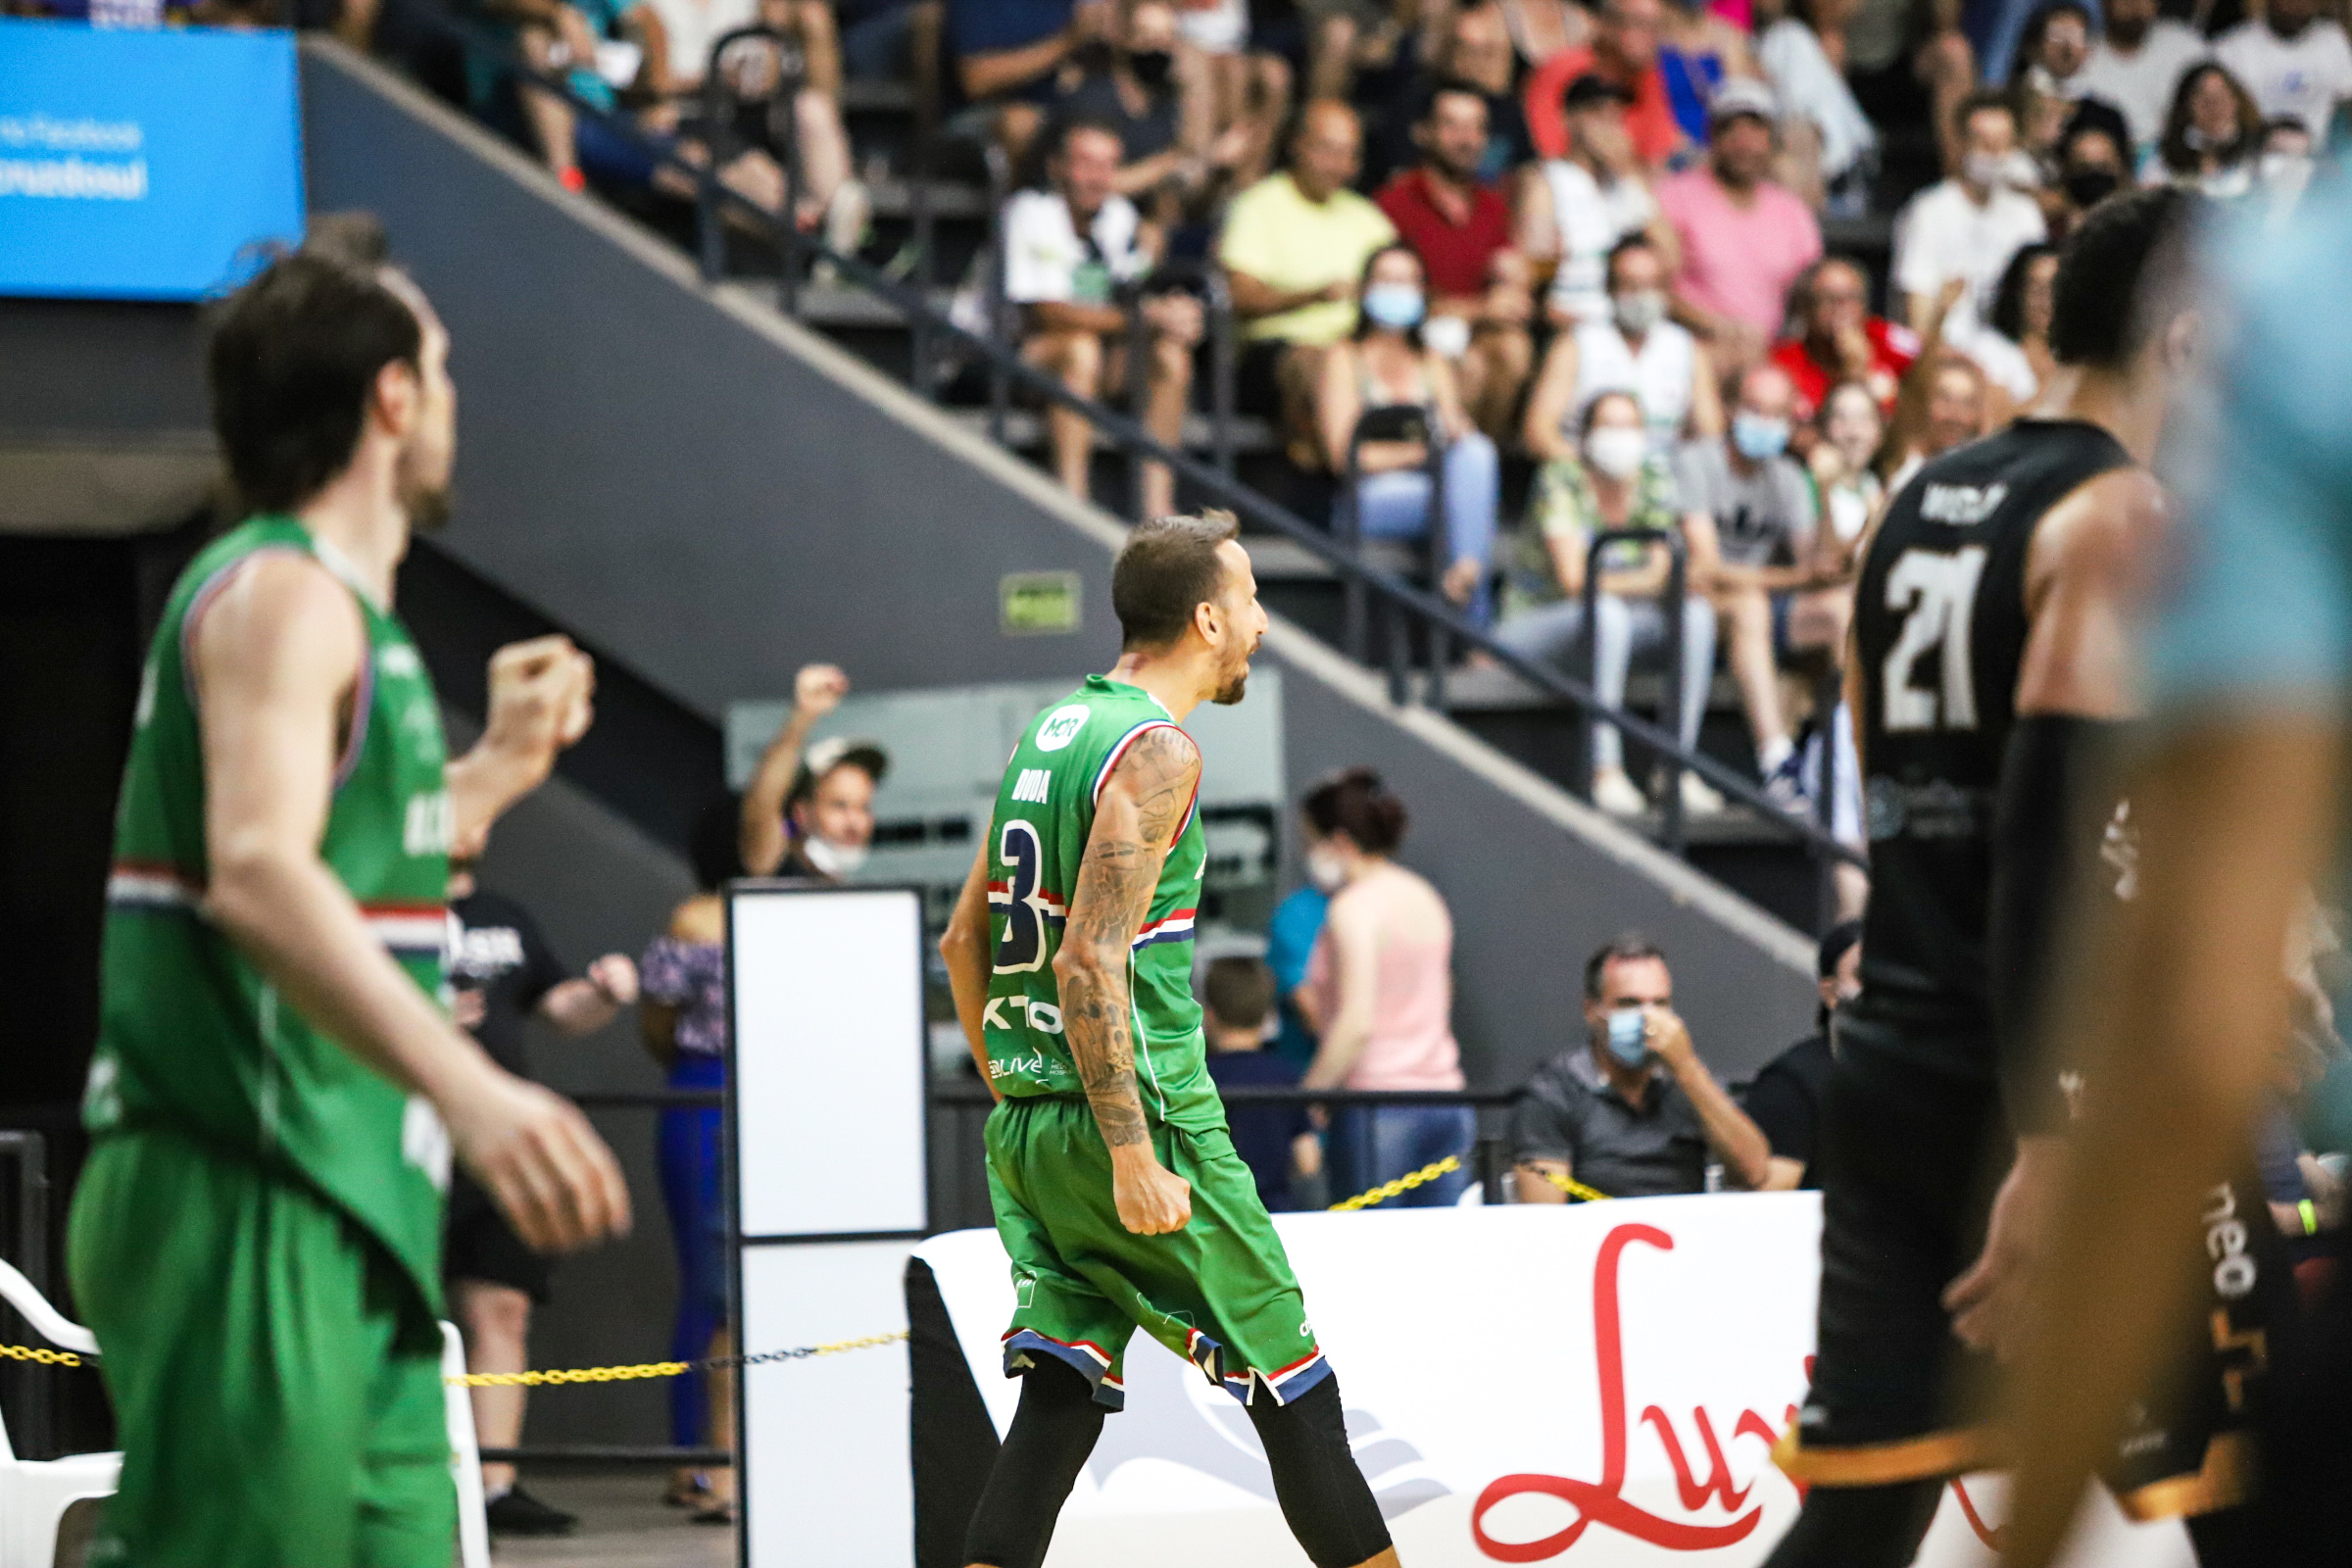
[1881,545,1988,733]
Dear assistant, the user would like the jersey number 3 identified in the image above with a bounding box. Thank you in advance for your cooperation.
[993,820,1052,974]
[1881,545,1988,733]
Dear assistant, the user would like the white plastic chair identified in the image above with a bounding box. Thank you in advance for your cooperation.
[0,1258,118,1568]
[0,1259,492,1568]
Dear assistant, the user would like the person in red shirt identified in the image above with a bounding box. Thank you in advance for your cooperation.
[1374,85,1536,439]
[1769,255,1921,422]
[1523,0,1688,171]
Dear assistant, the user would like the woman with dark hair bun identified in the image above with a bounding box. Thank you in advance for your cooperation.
[1295,769,1472,1206]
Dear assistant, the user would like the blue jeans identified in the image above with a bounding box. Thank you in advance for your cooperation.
[1494,593,1717,773]
[1348,431,1499,627]
[659,1052,729,1446]
[1326,1104,1476,1208]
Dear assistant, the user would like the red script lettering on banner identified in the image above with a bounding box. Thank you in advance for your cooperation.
[1470,1223,1789,1561]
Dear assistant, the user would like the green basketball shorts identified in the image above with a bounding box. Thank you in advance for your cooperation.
[68,1127,455,1568]
[985,1094,1330,1410]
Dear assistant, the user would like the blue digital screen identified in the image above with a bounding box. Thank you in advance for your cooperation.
[0,21,306,300]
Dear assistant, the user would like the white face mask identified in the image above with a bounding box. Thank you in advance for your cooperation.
[1584,425,1649,480]
[1305,845,1349,892]
[1962,151,2008,190]
[802,834,868,879]
[1612,288,1668,335]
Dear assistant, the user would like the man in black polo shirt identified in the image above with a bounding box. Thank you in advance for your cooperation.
[1510,935,1771,1200]
[1743,921,1863,1192]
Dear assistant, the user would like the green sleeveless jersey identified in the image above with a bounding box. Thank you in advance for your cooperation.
[983,675,1222,1130]
[88,516,456,1321]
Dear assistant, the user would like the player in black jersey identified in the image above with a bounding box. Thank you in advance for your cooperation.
[1762,189,2282,1565]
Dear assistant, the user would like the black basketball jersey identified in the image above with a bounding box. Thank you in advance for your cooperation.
[1847,419,2132,1067]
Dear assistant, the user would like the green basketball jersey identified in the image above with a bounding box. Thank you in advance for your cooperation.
[88,515,456,1322]
[983,675,1222,1130]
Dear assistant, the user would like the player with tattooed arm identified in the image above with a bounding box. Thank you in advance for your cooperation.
[939,511,1402,1568]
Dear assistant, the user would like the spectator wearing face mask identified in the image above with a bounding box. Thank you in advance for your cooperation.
[1742,919,1862,1191]
[2215,0,2352,141]
[2077,0,2209,156]
[1657,80,1825,373]
[1676,361,1829,799]
[1769,255,1920,422]
[1045,0,1206,205]
[1524,233,1724,463]
[737,663,888,882]
[1890,89,2048,335]
[1317,243,1502,623]
[2154,60,2265,197]
[1497,390,1725,818]
[1298,769,1473,1208]
[2051,119,2133,234]
[1517,74,1671,331]
[1511,935,1770,1200]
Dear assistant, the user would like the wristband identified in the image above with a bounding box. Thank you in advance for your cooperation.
[2301,1198,2320,1236]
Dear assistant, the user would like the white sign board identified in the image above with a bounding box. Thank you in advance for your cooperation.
[729,885,928,1567]
[917,1198,2192,1567]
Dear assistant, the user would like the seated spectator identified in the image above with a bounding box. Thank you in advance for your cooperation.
[1298,769,1474,1207]
[1524,0,1690,172]
[1266,841,1334,1069]
[1370,0,1538,186]
[1655,0,1761,149]
[1658,80,1825,373]
[2012,0,2133,150]
[1769,254,1920,421]
[1496,390,1724,818]
[2077,0,2209,157]
[1317,244,1501,620]
[1524,233,1724,460]
[1296,0,1415,104]
[949,0,1098,169]
[1890,88,2048,333]
[2153,61,2264,197]
[471,0,671,194]
[1676,362,1828,796]
[1044,0,1201,208]
[1517,74,1669,330]
[1219,100,1398,468]
[1374,86,1537,442]
[1743,919,1862,1191]
[1511,934,1770,1200]
[2051,116,2133,230]
[737,662,889,880]
[1200,956,1321,1211]
[1166,0,1292,190]
[2214,0,2352,142]
[1496,0,1593,71]
[1808,378,1885,558]
[1754,0,1879,212]
[1885,350,1993,492]
[1003,118,1203,516]
[1963,238,2059,404]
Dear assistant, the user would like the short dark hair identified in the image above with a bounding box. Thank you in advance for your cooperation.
[1202,956,1277,1030]
[208,252,423,514]
[1817,919,1863,979]
[1112,509,1242,650]
[1302,766,1408,855]
[1054,114,1126,159]
[1421,80,1490,125]
[1603,233,1658,291]
[2050,185,2200,368]
[302,210,390,268]
[1579,387,1642,437]
[1584,933,1666,1000]
[1954,85,2016,138]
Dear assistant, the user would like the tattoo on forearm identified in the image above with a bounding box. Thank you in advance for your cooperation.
[1061,728,1200,1152]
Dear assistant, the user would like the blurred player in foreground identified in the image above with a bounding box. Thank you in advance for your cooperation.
[2002,174,2352,1568]
[940,512,1402,1568]
[68,251,632,1567]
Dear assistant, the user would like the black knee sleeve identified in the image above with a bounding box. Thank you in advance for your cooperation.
[1246,1376,1393,1568]
[1758,1480,1943,1568]
[963,1357,1105,1568]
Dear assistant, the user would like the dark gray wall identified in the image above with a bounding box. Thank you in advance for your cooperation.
[299,40,1818,1093]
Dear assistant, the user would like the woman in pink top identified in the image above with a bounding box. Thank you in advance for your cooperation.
[1298,768,1472,1207]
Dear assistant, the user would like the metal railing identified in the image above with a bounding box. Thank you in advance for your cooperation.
[0,1132,55,1460]
[394,10,1868,882]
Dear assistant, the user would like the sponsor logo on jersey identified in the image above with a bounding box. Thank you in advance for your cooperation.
[1918,481,2009,526]
[1034,704,1092,753]
[983,995,1065,1034]
[1010,767,1053,803]
[402,1094,453,1192]
[377,644,422,678]
[404,790,455,857]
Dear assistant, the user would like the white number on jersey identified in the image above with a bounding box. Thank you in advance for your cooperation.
[1880,545,1989,733]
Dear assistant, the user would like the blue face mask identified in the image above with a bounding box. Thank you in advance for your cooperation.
[1361,282,1426,331]
[1732,412,1791,462]
[1604,1006,1652,1069]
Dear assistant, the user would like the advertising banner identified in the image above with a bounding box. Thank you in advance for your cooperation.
[0,21,304,299]
[917,1198,2193,1566]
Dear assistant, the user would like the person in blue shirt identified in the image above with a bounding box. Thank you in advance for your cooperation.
[2001,173,2352,1567]
[1265,875,1331,1070]
[1200,956,1321,1210]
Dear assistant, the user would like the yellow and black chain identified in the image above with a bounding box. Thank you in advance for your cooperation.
[446,1330,907,1388]
[0,1343,82,1368]
[1327,1154,1612,1210]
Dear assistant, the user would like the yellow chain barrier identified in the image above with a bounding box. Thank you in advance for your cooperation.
[1328,1154,1462,1211]
[1535,1167,1614,1202]
[0,1344,83,1367]
[444,1330,907,1388]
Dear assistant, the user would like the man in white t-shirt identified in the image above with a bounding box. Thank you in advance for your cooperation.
[1519,73,1663,328]
[2075,0,2208,152]
[2215,0,2352,139]
[1889,89,2048,333]
[1007,117,1202,518]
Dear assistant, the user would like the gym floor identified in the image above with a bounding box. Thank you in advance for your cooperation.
[494,1473,734,1567]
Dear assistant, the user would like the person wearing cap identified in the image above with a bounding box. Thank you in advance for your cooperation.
[1522,0,1689,172]
[1656,78,1823,371]
[1515,72,1674,330]
[737,662,889,882]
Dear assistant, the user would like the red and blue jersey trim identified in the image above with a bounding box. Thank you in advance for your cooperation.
[1002,1329,1127,1411]
[1130,906,1198,952]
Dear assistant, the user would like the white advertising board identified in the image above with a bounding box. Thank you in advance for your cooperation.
[918,1197,2192,1567]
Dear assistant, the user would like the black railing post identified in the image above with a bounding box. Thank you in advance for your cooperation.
[1659,542,1690,857]
[984,144,1011,448]
[1125,284,1150,519]
[1341,436,1368,664]
[1206,269,1237,478]
[1814,665,1843,929]
[775,49,805,315]
[1476,1133,1506,1205]
[1418,429,1446,702]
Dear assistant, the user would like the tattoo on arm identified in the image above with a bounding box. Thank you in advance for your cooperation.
[1059,727,1201,1151]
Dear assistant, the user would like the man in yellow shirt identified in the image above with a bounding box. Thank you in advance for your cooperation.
[1218,100,1396,466]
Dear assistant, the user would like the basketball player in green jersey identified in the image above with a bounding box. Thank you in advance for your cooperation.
[67,252,631,1568]
[940,511,1401,1568]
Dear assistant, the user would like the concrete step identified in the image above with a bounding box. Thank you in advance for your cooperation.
[940,406,1281,457]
